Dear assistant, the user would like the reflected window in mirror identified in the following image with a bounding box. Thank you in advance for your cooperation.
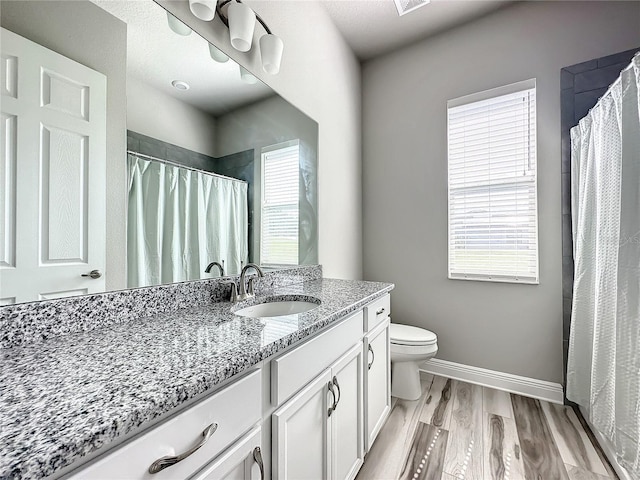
[260,141,300,267]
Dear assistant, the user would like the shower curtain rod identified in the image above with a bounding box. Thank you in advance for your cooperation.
[127,150,248,184]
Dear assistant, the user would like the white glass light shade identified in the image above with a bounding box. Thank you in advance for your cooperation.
[208,44,229,63]
[259,34,283,75]
[166,12,192,36]
[228,2,256,52]
[189,0,216,21]
[239,66,258,84]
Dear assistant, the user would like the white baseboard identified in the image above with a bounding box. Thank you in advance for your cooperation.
[420,358,564,404]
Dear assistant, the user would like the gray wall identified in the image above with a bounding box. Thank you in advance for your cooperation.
[362,0,640,383]
[0,0,128,291]
[127,76,218,158]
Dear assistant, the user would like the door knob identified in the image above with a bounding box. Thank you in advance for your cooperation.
[81,269,102,279]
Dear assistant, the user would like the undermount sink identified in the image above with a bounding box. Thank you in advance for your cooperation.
[233,297,320,318]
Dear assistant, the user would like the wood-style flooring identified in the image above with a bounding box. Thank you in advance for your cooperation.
[356,374,618,480]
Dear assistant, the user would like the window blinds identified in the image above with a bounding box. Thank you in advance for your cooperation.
[447,80,538,284]
[261,143,300,266]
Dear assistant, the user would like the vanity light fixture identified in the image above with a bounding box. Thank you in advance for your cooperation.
[227,1,255,52]
[171,80,190,91]
[189,0,217,21]
[209,43,230,63]
[239,66,258,84]
[166,11,192,36]
[215,0,284,75]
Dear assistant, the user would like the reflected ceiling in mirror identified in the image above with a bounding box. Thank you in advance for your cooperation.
[0,0,318,306]
[94,0,273,115]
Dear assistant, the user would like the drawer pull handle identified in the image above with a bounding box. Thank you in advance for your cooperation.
[327,381,336,417]
[368,344,375,370]
[148,423,218,474]
[376,307,386,315]
[332,376,341,410]
[253,446,265,480]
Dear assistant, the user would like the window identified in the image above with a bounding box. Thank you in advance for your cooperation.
[260,141,300,267]
[447,79,538,284]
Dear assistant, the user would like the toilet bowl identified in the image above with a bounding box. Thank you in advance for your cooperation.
[390,323,438,400]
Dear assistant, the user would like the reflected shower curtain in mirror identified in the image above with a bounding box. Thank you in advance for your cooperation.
[567,54,639,477]
[127,154,248,287]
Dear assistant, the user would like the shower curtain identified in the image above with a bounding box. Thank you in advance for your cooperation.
[127,154,248,287]
[567,54,640,477]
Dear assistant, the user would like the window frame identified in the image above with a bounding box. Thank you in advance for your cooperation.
[446,78,539,284]
[259,140,300,269]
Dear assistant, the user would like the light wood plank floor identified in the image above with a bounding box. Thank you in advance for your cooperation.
[356,374,618,480]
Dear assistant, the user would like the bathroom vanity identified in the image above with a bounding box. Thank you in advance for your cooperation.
[0,267,392,479]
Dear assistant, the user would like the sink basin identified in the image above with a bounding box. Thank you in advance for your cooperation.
[233,298,320,318]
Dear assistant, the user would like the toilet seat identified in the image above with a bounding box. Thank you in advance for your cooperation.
[390,323,437,346]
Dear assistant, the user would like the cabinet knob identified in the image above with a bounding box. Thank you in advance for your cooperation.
[368,344,375,370]
[376,307,386,315]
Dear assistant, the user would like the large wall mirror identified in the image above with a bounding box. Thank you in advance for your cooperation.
[0,0,318,305]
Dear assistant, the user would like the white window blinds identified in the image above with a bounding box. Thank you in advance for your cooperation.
[261,142,299,266]
[447,79,539,284]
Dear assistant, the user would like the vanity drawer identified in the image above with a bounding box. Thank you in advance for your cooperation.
[70,369,261,480]
[364,294,390,332]
[271,310,363,405]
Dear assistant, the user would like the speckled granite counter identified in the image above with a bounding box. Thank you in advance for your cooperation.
[0,278,393,479]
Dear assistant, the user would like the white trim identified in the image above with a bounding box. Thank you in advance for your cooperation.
[447,78,536,108]
[420,358,564,404]
[578,406,633,480]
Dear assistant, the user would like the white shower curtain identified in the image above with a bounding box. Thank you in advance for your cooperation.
[127,154,248,287]
[567,54,640,477]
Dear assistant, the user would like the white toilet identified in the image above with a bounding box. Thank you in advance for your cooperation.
[390,323,438,400]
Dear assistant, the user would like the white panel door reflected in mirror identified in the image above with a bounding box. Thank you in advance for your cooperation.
[0,28,107,304]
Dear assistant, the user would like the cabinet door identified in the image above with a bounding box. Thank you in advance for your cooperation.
[192,426,263,480]
[330,344,364,480]
[272,370,332,480]
[364,318,391,452]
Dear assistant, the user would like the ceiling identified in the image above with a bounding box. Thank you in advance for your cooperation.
[92,0,273,116]
[321,0,513,60]
[90,0,514,112]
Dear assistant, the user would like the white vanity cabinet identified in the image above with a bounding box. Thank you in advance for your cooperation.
[329,343,365,480]
[271,311,365,480]
[272,344,364,480]
[68,370,262,480]
[271,369,332,479]
[363,294,391,453]
[191,426,264,480]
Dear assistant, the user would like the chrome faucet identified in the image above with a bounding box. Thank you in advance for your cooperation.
[235,263,264,302]
[204,261,224,276]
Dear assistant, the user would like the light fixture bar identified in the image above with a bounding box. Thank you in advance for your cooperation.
[216,0,272,34]
[213,0,283,75]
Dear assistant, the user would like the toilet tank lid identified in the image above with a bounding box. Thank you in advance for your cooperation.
[390,323,437,346]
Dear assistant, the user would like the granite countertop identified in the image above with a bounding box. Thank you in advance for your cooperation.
[0,277,393,479]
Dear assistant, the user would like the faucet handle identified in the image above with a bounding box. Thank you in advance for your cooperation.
[224,282,238,302]
[248,277,256,295]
